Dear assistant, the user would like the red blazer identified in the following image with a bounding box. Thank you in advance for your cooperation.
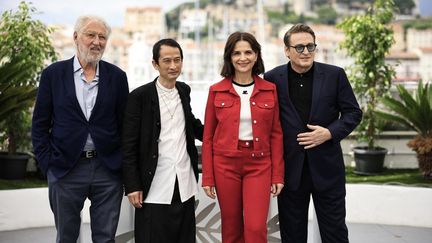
[202,75,284,186]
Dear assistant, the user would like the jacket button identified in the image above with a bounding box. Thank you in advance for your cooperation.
[252,101,256,105]
[156,138,161,142]
[255,137,259,142]
[253,120,257,124]
[265,103,268,107]
[221,102,225,106]
[152,154,157,159]
[261,152,264,156]
[251,153,255,157]
[148,171,152,175]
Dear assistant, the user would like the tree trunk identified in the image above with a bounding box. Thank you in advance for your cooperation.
[418,152,432,179]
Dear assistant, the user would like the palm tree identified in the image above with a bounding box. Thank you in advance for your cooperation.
[376,81,432,178]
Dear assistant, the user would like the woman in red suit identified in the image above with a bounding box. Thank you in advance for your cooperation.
[202,32,285,243]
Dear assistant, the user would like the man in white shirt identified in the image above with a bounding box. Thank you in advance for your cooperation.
[122,38,203,243]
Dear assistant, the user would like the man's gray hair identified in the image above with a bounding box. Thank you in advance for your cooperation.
[74,15,111,37]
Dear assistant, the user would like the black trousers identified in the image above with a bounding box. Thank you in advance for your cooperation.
[134,179,196,243]
[278,159,349,243]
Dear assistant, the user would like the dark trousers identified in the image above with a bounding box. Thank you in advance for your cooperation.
[278,160,348,243]
[47,157,123,243]
[135,179,196,243]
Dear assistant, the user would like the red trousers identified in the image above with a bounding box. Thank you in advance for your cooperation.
[214,140,271,243]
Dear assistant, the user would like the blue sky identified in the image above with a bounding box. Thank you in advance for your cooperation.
[0,0,191,27]
[419,0,432,16]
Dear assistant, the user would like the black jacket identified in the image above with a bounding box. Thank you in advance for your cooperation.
[122,78,203,197]
[264,62,362,191]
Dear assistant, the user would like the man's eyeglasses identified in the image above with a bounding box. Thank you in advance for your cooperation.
[289,43,317,53]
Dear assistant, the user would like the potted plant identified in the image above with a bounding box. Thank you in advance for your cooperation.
[0,1,57,179]
[338,0,396,175]
[376,81,432,179]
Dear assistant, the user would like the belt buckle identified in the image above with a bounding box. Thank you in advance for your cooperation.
[86,150,94,158]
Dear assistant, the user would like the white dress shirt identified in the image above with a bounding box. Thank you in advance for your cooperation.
[73,56,98,151]
[144,79,198,204]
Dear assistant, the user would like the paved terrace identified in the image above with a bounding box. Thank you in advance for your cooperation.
[1,181,431,242]
[1,222,431,243]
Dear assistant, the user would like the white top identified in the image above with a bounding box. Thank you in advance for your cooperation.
[233,81,254,140]
[144,79,198,204]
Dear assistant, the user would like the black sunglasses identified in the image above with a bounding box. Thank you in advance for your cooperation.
[289,43,317,53]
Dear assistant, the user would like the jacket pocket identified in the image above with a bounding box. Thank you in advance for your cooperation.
[256,100,274,120]
[214,99,234,108]
[213,99,235,141]
[214,99,235,121]
[257,101,274,109]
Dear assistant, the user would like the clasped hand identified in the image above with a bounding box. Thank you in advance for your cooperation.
[297,124,332,149]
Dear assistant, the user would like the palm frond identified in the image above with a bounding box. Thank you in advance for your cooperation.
[375,110,418,132]
[0,55,36,123]
[378,81,432,136]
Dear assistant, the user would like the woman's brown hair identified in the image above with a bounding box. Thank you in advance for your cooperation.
[220,32,265,78]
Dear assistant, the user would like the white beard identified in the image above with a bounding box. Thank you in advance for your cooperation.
[77,45,104,65]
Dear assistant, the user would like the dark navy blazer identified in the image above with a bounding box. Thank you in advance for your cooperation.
[32,57,129,178]
[264,62,362,191]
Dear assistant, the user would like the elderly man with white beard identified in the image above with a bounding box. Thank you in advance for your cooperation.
[32,15,129,243]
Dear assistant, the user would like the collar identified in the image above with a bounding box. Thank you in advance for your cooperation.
[288,61,314,78]
[212,75,273,92]
[156,77,176,91]
[232,79,255,87]
[73,56,100,78]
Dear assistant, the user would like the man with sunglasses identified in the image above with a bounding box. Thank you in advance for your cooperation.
[264,24,362,243]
